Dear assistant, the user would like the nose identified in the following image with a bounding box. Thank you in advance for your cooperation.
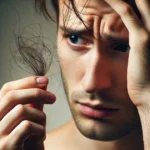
[81,47,112,93]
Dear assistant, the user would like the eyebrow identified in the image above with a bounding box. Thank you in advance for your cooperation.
[59,26,93,35]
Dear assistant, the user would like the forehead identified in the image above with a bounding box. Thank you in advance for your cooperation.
[58,0,140,29]
[58,0,114,28]
[59,0,111,11]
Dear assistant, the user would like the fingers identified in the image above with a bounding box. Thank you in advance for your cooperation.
[0,88,55,119]
[0,117,46,150]
[135,0,150,30]
[104,0,144,37]
[0,76,53,110]
[0,104,46,135]
[0,76,49,98]
[104,0,150,51]
[7,121,45,149]
[0,76,55,149]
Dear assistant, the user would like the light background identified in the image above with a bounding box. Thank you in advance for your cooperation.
[0,0,72,132]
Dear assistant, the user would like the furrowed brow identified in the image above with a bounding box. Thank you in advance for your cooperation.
[59,26,93,36]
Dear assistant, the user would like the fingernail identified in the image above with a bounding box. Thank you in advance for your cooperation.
[46,92,56,103]
[36,76,48,84]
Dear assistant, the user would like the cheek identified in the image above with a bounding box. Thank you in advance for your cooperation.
[60,57,85,88]
[57,40,85,91]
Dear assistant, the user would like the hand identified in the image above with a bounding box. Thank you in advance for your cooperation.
[104,0,150,108]
[0,76,56,150]
[104,0,150,149]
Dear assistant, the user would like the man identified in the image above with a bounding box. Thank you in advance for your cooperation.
[0,0,150,149]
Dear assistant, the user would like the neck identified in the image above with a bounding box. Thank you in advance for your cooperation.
[69,119,144,150]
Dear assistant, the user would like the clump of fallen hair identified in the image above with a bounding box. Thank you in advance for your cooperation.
[12,0,56,76]
[12,24,53,76]
[14,0,90,76]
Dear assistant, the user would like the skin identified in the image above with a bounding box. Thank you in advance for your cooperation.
[0,0,150,149]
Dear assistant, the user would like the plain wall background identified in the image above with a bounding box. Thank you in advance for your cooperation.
[0,0,72,132]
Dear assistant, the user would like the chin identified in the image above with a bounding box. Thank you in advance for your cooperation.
[72,113,141,141]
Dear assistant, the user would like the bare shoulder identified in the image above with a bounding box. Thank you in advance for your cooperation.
[44,119,75,150]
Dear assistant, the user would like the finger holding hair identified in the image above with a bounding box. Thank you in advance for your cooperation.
[0,76,56,110]
[0,76,49,98]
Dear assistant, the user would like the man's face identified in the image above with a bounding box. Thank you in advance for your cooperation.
[57,0,141,141]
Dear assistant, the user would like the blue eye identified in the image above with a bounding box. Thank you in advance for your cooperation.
[69,34,86,45]
[63,32,92,50]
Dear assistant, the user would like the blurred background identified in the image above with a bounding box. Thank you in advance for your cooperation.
[0,0,72,132]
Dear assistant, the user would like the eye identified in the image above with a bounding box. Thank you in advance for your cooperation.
[111,43,130,53]
[68,34,89,46]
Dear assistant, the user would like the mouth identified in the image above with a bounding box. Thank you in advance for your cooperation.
[78,103,120,119]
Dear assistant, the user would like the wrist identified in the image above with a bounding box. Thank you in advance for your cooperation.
[137,106,150,150]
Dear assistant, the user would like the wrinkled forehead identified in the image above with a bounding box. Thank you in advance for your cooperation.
[58,0,113,28]
[59,0,110,12]
[58,0,140,29]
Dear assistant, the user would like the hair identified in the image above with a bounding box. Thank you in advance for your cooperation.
[35,0,59,21]
[35,0,88,28]
[14,0,59,76]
